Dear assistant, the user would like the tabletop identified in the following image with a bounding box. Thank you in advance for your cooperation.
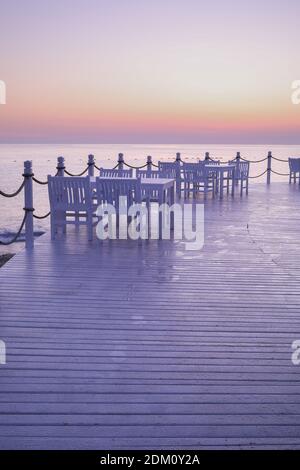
[90,176,175,187]
[205,164,236,170]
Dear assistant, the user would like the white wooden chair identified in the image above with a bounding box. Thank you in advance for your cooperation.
[136,169,171,179]
[228,161,250,195]
[48,176,95,240]
[158,161,181,196]
[203,159,220,188]
[238,161,250,195]
[95,177,142,237]
[203,160,220,165]
[157,162,178,178]
[99,168,133,178]
[182,162,214,199]
[288,158,300,183]
[95,177,141,212]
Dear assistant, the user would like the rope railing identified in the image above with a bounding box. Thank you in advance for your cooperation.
[0,179,25,198]
[93,162,102,171]
[270,156,289,162]
[64,166,89,177]
[240,156,268,163]
[270,169,290,176]
[33,211,51,220]
[0,210,28,245]
[123,161,149,170]
[248,169,268,179]
[32,176,49,185]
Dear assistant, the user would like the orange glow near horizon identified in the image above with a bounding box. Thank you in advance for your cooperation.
[1,0,300,143]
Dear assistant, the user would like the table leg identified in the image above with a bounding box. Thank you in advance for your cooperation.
[170,183,175,231]
[220,171,224,199]
[159,189,163,239]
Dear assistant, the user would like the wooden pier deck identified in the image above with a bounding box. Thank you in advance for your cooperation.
[1,182,300,449]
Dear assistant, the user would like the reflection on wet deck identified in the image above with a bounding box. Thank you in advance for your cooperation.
[1,183,300,449]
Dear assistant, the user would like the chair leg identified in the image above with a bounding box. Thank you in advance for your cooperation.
[50,215,56,240]
[62,211,66,233]
[204,186,207,201]
[87,214,93,241]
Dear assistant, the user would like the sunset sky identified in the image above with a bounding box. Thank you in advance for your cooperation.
[0,0,300,143]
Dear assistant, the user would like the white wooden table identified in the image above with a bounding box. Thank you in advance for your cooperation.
[206,164,236,199]
[90,176,175,204]
[139,177,175,204]
[90,176,175,235]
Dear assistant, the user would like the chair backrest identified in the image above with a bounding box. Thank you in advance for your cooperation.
[203,160,220,166]
[182,162,207,181]
[157,161,178,178]
[95,177,141,207]
[136,169,173,179]
[48,176,93,212]
[288,158,300,172]
[237,161,250,178]
[99,168,133,178]
[182,162,202,170]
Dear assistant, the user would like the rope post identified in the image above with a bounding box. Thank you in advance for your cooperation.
[267,151,272,185]
[175,153,181,198]
[205,152,210,161]
[234,152,241,185]
[118,153,124,170]
[56,156,65,176]
[24,160,34,249]
[147,155,152,171]
[88,154,95,177]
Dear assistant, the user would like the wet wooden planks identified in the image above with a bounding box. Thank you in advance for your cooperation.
[0,182,300,449]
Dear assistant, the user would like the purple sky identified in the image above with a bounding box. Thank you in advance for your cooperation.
[0,0,300,143]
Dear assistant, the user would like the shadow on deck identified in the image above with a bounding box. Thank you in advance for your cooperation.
[0,182,300,449]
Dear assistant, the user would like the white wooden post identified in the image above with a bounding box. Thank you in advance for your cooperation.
[56,156,65,176]
[235,152,241,185]
[147,155,152,170]
[118,153,124,169]
[175,153,181,198]
[205,152,210,161]
[267,151,272,185]
[24,160,34,249]
[88,154,95,177]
